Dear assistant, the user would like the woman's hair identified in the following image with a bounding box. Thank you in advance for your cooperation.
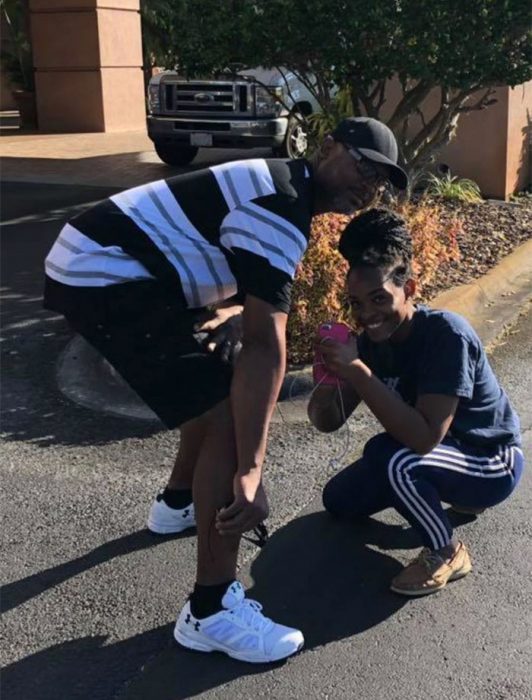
[339,208,413,285]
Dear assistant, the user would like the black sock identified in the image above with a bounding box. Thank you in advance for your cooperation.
[190,580,233,619]
[160,487,192,510]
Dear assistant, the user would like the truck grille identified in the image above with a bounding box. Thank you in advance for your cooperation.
[163,81,251,116]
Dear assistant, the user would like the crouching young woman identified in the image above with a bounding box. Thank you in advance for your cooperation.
[309,209,524,596]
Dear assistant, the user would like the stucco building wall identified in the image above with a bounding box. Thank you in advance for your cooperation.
[29,0,145,132]
[377,78,531,198]
[506,82,532,195]
[441,88,510,199]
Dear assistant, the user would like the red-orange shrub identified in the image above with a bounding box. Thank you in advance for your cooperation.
[287,199,462,364]
[396,198,462,290]
[287,213,350,365]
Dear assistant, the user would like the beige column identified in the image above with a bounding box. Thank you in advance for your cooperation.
[442,83,531,199]
[376,77,530,199]
[29,0,146,132]
[441,88,510,199]
[506,81,532,196]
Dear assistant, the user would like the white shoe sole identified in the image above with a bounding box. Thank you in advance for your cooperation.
[147,519,195,535]
[174,626,304,663]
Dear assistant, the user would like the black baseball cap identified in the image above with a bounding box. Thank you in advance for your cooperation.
[331,117,408,190]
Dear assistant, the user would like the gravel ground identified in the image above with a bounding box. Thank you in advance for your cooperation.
[421,197,532,300]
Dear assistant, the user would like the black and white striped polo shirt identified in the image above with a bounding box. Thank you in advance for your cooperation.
[44,158,314,314]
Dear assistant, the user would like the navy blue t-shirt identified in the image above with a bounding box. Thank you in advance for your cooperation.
[357,305,521,448]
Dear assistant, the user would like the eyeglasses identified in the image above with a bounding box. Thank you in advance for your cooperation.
[343,144,387,188]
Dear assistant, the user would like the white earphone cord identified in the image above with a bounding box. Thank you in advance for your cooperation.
[276,361,350,470]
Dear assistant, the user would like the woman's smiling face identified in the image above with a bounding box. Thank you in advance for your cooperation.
[347,265,415,343]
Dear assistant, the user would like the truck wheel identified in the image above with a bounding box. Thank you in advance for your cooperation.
[275,113,309,159]
[154,144,199,166]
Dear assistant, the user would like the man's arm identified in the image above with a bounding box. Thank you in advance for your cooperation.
[216,294,286,535]
[232,294,286,477]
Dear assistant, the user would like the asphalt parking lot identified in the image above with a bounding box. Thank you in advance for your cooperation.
[1,178,531,700]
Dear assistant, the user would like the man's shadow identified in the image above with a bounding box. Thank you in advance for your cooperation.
[245,509,413,647]
[1,529,194,614]
[2,509,475,700]
[114,511,423,700]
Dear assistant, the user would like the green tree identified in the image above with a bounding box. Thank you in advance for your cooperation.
[141,0,532,182]
[1,0,34,91]
[140,0,180,85]
[251,0,531,182]
[140,0,255,78]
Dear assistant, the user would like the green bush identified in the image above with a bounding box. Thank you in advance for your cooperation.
[425,172,483,203]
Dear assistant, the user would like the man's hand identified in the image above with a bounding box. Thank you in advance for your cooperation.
[195,304,243,364]
[216,473,269,537]
[317,334,360,380]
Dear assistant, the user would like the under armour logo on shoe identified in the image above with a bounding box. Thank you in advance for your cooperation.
[194,622,201,631]
[182,509,189,518]
[185,614,191,624]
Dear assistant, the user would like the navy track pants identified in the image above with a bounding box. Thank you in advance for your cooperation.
[322,433,524,550]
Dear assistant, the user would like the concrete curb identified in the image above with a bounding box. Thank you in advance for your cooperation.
[428,237,532,348]
[56,238,532,423]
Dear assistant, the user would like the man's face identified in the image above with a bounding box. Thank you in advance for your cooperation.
[314,139,390,215]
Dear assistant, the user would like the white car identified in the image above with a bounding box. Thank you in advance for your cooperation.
[147,66,321,166]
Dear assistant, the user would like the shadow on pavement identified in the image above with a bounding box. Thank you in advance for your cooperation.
[0,181,119,222]
[2,628,173,700]
[4,507,474,617]
[0,146,270,190]
[0,153,196,190]
[1,182,164,447]
[3,512,411,700]
[117,512,412,700]
[1,529,195,614]
[246,511,408,647]
[2,508,482,700]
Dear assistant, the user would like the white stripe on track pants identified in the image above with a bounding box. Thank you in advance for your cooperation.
[322,433,524,550]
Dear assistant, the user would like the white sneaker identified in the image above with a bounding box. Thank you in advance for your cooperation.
[147,494,196,534]
[174,581,304,663]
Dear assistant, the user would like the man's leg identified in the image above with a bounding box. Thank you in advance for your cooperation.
[167,413,210,490]
[147,414,210,534]
[192,399,239,585]
[175,398,305,662]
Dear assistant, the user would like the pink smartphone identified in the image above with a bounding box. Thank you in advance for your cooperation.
[313,322,351,386]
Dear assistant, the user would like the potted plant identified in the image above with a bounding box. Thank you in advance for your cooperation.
[1,0,37,129]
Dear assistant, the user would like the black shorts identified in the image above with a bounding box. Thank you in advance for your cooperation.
[45,278,233,428]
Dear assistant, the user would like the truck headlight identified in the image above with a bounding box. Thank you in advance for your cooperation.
[148,84,161,113]
[255,86,283,117]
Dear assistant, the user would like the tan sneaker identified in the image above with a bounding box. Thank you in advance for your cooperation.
[390,541,472,596]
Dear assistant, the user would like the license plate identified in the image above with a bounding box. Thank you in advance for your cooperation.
[190,133,213,147]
